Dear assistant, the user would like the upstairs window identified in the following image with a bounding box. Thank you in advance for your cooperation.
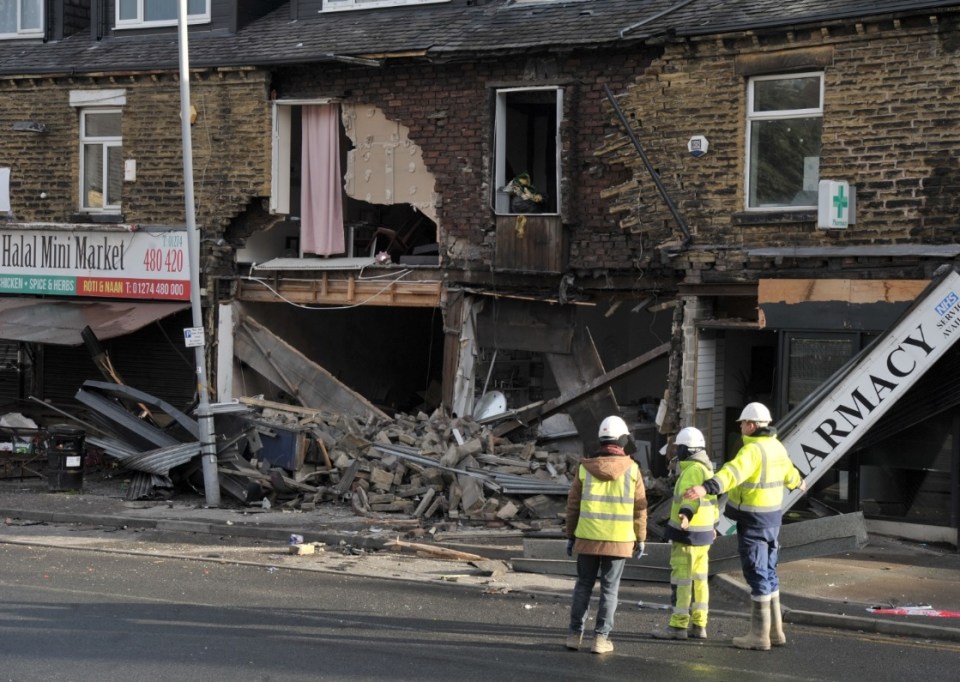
[116,0,209,28]
[0,0,43,38]
[745,73,823,210]
[493,87,562,215]
[80,110,123,213]
[322,0,449,12]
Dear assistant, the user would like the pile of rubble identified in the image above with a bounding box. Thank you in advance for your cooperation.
[218,398,574,530]
[68,382,577,531]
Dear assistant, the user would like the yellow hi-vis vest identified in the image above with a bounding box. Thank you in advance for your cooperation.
[575,462,639,543]
[719,436,802,516]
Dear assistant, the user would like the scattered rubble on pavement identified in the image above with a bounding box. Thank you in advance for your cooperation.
[5,380,595,536]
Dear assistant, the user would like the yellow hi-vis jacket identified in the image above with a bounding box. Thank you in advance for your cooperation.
[575,462,640,543]
[666,454,719,546]
[706,431,803,529]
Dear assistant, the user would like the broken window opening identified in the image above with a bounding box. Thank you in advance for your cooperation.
[494,87,562,215]
[270,101,438,263]
[345,198,438,264]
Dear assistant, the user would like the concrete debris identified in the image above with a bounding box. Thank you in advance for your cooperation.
[57,384,582,531]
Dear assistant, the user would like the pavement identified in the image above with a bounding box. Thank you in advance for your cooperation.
[1,472,959,644]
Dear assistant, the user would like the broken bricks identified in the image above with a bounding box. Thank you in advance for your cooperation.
[76,386,578,529]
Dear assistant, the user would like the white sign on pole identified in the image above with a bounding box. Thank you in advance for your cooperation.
[183,326,205,347]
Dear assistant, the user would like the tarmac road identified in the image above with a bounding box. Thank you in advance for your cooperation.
[1,474,960,647]
[1,537,959,682]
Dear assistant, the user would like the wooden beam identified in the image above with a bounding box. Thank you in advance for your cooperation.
[494,341,670,437]
[545,326,618,453]
[234,314,389,421]
[238,277,441,308]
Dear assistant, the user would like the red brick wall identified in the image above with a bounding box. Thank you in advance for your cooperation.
[274,50,652,272]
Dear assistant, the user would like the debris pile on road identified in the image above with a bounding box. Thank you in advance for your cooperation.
[218,397,574,530]
[65,382,576,530]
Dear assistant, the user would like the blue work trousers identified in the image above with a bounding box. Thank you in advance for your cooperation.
[569,554,625,637]
[736,524,781,597]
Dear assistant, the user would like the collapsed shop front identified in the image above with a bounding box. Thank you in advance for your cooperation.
[224,277,674,461]
[0,226,197,415]
[446,292,673,460]
[684,275,960,545]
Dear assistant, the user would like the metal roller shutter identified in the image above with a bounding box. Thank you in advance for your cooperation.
[43,310,196,412]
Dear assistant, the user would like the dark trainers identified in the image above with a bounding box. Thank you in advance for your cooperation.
[652,625,689,640]
[689,625,707,639]
[565,632,583,651]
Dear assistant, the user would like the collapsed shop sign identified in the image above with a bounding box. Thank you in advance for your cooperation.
[718,268,960,535]
[0,226,190,300]
[782,268,960,508]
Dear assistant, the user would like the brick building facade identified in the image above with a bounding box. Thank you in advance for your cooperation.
[0,0,957,540]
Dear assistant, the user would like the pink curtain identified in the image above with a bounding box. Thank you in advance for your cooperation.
[300,105,345,256]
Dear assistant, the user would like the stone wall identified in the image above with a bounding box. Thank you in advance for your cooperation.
[597,14,960,279]
[0,69,271,234]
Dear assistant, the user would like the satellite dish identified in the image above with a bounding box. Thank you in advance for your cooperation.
[473,391,507,420]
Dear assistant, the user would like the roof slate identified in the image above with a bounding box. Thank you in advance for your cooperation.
[0,0,957,76]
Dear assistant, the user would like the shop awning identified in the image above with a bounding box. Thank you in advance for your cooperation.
[0,298,190,346]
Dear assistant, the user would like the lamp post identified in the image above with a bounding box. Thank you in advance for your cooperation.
[178,0,220,506]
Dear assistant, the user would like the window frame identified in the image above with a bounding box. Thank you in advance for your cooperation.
[493,86,563,216]
[0,0,44,38]
[321,0,449,13]
[115,0,210,29]
[79,108,123,214]
[744,71,824,211]
[269,98,340,216]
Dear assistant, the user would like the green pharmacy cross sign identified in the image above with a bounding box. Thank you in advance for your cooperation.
[818,179,851,229]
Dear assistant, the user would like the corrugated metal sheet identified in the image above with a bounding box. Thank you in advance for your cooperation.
[89,437,201,476]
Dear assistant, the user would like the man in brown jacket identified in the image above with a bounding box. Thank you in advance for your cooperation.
[565,415,648,654]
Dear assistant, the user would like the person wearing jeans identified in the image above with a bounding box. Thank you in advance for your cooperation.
[564,415,648,654]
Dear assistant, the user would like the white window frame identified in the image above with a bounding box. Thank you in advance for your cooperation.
[322,0,449,13]
[270,99,339,216]
[744,72,824,211]
[0,0,44,38]
[79,109,123,213]
[115,0,210,29]
[493,86,563,215]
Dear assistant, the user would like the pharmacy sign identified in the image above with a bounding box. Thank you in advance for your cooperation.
[817,180,850,229]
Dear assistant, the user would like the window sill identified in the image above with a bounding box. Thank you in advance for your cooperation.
[731,210,815,226]
[71,212,125,224]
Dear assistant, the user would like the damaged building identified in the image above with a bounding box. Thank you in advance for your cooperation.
[0,1,958,547]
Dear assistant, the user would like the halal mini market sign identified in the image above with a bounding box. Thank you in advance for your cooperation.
[0,228,190,300]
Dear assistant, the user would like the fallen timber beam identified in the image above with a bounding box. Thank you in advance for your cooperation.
[494,342,670,437]
[385,537,485,561]
[234,315,388,422]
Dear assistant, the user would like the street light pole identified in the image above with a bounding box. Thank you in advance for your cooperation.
[178,0,220,507]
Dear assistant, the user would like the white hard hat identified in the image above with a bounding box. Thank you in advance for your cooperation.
[598,415,630,441]
[737,402,772,424]
[675,426,705,450]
